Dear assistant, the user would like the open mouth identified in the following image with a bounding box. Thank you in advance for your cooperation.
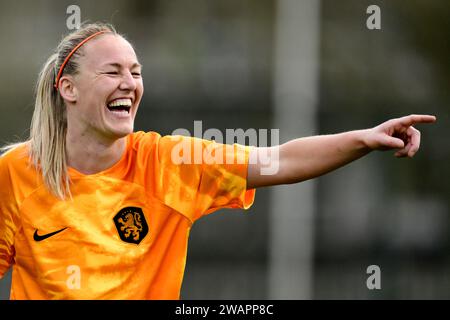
[106,98,132,115]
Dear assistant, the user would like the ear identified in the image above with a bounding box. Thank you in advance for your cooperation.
[58,75,77,103]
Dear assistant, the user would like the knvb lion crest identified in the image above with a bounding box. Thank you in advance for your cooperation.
[113,207,148,244]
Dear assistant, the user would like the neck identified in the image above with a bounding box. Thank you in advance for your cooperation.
[66,130,127,175]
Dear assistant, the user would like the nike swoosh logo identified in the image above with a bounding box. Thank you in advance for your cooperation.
[33,227,68,242]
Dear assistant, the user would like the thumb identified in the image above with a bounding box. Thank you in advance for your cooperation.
[383,136,405,149]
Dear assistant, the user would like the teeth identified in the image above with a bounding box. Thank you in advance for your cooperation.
[108,98,132,107]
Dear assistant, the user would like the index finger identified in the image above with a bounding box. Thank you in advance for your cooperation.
[398,114,437,127]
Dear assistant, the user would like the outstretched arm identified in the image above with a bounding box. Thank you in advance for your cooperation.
[247,114,436,189]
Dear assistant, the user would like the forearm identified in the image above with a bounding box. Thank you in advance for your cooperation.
[277,129,372,184]
[248,129,372,188]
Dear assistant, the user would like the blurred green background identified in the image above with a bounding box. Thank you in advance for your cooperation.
[0,0,448,299]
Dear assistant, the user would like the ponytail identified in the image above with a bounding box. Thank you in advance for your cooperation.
[29,53,68,199]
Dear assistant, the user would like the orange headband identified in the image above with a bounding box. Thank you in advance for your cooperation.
[54,30,109,90]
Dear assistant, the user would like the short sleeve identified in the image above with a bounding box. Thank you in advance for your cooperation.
[152,135,256,222]
[0,155,19,279]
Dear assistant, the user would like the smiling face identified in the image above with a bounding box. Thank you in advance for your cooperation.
[62,34,144,141]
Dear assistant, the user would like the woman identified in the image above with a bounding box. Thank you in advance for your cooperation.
[0,23,436,299]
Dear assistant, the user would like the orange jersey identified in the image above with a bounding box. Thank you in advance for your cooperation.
[0,131,255,299]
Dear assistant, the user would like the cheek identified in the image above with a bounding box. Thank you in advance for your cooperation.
[136,77,144,90]
[98,78,120,93]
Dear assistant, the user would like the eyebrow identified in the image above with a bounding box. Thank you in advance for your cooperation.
[101,62,142,69]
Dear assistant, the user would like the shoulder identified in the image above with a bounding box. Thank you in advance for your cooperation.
[129,131,190,153]
[0,142,30,170]
[0,142,34,200]
[129,131,161,151]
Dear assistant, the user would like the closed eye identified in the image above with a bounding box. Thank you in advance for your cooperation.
[105,71,119,75]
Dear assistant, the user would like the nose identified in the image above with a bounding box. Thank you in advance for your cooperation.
[119,70,137,91]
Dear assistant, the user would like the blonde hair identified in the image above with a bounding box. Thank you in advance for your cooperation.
[3,23,117,199]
